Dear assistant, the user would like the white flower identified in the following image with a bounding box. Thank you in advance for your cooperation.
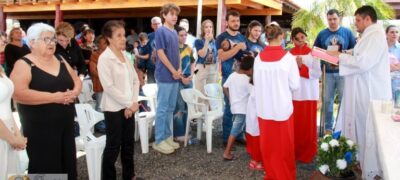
[323,134,331,139]
[346,140,354,148]
[336,159,347,170]
[319,164,330,175]
[329,139,339,147]
[320,142,329,151]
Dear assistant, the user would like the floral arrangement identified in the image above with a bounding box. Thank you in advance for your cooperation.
[316,131,358,177]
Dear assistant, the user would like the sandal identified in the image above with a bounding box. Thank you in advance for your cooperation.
[223,154,237,161]
[249,161,264,170]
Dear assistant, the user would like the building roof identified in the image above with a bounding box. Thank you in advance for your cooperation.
[0,0,301,20]
[385,0,400,19]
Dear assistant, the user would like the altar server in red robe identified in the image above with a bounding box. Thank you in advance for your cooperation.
[290,27,322,163]
[253,24,300,180]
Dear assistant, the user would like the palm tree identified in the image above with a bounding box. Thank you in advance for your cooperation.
[291,0,395,43]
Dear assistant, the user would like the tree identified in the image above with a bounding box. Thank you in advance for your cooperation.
[291,0,395,44]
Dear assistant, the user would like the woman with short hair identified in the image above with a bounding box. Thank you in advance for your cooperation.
[11,23,82,179]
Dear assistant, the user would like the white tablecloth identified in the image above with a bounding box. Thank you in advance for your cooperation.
[365,100,400,180]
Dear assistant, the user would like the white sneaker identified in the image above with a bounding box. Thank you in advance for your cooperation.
[152,140,174,154]
[166,137,180,149]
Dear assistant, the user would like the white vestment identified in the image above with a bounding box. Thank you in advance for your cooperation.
[336,23,391,179]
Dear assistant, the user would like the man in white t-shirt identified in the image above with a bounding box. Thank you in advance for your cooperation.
[222,56,253,161]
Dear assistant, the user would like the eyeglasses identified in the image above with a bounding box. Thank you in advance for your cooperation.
[36,37,57,44]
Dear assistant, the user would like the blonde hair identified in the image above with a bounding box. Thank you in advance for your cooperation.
[200,19,213,38]
[56,22,75,39]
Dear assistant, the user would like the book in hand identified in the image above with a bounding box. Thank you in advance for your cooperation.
[311,47,339,65]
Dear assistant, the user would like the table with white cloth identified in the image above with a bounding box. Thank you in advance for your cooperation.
[364,100,400,180]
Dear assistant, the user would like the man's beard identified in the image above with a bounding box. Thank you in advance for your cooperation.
[228,25,239,31]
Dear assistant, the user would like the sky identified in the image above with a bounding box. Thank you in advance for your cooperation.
[292,0,315,10]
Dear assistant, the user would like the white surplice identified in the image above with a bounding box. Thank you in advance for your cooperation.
[335,23,391,179]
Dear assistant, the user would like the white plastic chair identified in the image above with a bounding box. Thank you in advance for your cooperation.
[135,96,156,154]
[181,88,223,153]
[136,83,158,141]
[204,83,224,111]
[75,104,106,180]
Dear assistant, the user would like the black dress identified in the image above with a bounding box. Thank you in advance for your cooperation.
[55,38,87,76]
[17,56,77,180]
[4,43,31,76]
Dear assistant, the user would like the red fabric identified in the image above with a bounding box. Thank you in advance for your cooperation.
[299,64,310,79]
[258,116,296,180]
[245,133,262,162]
[259,46,286,62]
[293,100,318,163]
[0,52,4,65]
[289,44,312,55]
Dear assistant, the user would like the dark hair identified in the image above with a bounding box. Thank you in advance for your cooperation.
[95,35,108,45]
[82,28,94,44]
[264,24,283,41]
[246,20,262,39]
[355,5,377,23]
[175,25,186,33]
[239,56,254,71]
[291,27,307,40]
[225,10,240,21]
[327,9,340,17]
[102,20,125,39]
[386,25,398,34]
[160,3,181,22]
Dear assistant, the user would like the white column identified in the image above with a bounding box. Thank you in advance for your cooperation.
[196,0,203,38]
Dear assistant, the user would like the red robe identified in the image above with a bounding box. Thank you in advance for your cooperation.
[290,44,318,163]
[257,46,296,180]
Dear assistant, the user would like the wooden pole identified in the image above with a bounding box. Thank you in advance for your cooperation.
[0,6,6,32]
[319,64,326,137]
[195,0,203,38]
[55,4,63,27]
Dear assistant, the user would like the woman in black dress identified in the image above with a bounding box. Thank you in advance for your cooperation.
[55,22,87,78]
[10,23,82,180]
[4,27,30,77]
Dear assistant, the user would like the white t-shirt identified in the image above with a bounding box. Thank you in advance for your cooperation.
[223,72,251,114]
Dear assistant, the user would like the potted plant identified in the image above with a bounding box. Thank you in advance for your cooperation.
[315,131,358,179]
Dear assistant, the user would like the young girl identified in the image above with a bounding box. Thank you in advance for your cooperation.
[290,27,321,163]
[245,20,264,57]
[253,24,300,180]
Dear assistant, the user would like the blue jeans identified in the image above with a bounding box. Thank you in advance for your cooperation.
[391,78,400,100]
[222,76,244,142]
[230,114,246,137]
[173,82,192,137]
[324,72,344,131]
[155,82,179,144]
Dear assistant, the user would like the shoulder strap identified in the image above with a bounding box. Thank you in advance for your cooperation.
[55,54,65,63]
[20,57,35,67]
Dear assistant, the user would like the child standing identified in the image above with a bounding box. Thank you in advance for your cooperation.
[245,76,263,170]
[222,56,254,160]
[152,3,182,155]
[173,26,195,141]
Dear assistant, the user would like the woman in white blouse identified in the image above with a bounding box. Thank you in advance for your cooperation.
[97,20,140,180]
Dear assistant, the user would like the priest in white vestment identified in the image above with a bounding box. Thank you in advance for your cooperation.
[328,6,391,179]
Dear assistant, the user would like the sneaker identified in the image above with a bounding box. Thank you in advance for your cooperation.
[166,137,180,149]
[174,135,191,143]
[152,140,174,154]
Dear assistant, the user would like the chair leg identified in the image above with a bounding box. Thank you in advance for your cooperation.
[134,120,139,142]
[138,118,149,154]
[184,117,191,147]
[197,119,202,140]
[206,119,213,153]
[85,144,104,180]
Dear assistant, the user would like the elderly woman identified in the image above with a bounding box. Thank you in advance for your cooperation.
[98,20,139,180]
[5,27,31,77]
[55,22,86,78]
[0,30,27,180]
[10,23,82,179]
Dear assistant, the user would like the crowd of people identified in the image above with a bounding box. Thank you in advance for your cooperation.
[0,2,397,180]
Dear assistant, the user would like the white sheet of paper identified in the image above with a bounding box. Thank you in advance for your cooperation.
[327,45,339,51]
